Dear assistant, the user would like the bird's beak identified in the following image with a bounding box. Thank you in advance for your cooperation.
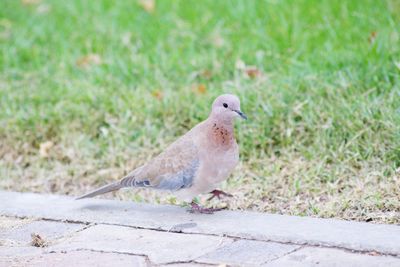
[234,109,248,120]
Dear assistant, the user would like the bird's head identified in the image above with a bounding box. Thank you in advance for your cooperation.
[210,94,247,123]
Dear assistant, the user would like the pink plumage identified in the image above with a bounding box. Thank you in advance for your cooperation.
[77,94,247,213]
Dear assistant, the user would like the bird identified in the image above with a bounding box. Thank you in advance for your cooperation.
[76,94,247,213]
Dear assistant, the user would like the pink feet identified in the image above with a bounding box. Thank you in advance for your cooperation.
[207,189,233,201]
[188,201,225,214]
[187,190,233,214]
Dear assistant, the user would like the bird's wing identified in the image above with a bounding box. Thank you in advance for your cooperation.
[120,136,200,191]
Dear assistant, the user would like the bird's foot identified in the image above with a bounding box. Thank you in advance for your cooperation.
[207,189,233,201]
[188,201,225,214]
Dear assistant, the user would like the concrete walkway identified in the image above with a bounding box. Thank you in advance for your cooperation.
[0,191,400,266]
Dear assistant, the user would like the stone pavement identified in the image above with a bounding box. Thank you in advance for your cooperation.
[0,191,400,267]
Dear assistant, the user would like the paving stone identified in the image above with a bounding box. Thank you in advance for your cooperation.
[1,191,399,256]
[0,250,147,267]
[161,264,210,267]
[264,247,400,267]
[0,246,44,257]
[0,216,34,231]
[51,224,232,265]
[0,220,86,245]
[198,240,300,266]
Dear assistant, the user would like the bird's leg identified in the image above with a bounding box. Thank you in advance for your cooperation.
[207,189,233,201]
[188,201,225,214]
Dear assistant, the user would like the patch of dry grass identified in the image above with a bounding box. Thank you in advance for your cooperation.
[1,131,399,224]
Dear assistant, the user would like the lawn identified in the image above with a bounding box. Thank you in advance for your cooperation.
[1,0,399,223]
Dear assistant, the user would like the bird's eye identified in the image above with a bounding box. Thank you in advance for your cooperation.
[223,103,228,108]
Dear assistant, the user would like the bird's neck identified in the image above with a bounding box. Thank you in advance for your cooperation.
[207,119,235,147]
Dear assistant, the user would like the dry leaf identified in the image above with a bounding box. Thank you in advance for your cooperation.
[152,90,163,100]
[193,84,207,95]
[39,141,53,158]
[197,84,207,94]
[368,31,377,44]
[31,233,47,247]
[235,59,263,79]
[22,0,41,5]
[200,69,212,79]
[139,0,155,13]
[245,66,262,78]
[76,54,102,68]
[368,251,381,256]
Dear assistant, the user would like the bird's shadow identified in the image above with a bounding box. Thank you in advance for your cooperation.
[74,202,199,231]
[75,200,186,214]
[78,203,117,211]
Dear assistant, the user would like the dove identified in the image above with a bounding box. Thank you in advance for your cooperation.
[77,94,247,213]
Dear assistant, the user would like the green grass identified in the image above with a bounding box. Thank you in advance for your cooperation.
[1,0,400,223]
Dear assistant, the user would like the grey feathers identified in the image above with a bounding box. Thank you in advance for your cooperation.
[156,159,199,190]
[76,182,122,200]
[120,158,200,191]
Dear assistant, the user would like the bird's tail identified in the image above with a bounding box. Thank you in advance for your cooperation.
[76,182,122,200]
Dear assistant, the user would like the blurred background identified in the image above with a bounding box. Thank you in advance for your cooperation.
[1,0,399,223]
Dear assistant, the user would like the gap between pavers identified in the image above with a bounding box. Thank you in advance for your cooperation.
[1,191,400,256]
[1,249,148,267]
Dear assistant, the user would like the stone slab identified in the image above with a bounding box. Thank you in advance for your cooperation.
[0,216,34,231]
[0,250,147,267]
[0,246,44,257]
[198,240,300,266]
[161,264,210,267]
[50,224,232,265]
[1,191,400,256]
[264,247,400,267]
[0,220,85,244]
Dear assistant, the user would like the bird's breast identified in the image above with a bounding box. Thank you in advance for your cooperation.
[191,121,239,185]
[208,123,235,147]
[199,143,239,184]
